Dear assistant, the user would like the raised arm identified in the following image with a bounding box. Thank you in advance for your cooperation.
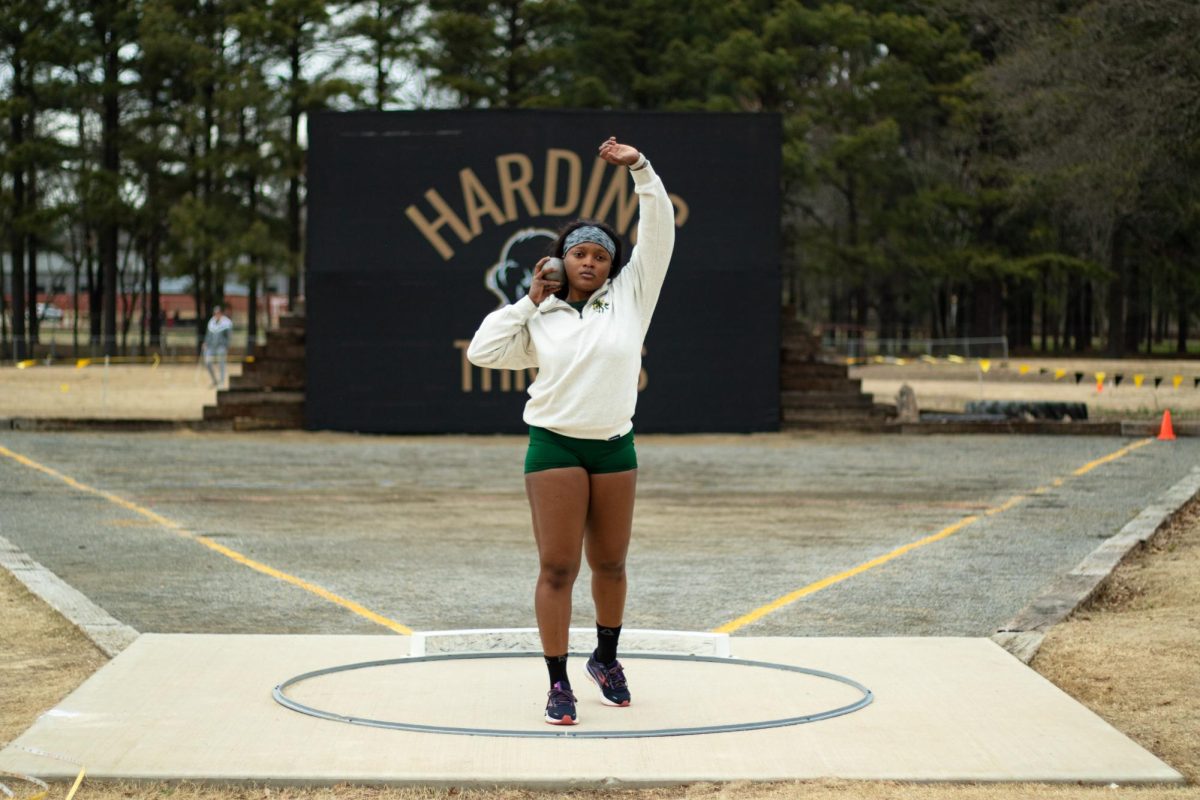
[598,138,676,324]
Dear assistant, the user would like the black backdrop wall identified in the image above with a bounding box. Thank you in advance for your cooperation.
[305,110,780,434]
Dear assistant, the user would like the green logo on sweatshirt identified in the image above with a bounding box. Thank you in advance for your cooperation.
[591,299,610,314]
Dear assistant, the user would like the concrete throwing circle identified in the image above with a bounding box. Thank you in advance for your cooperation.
[273,651,873,739]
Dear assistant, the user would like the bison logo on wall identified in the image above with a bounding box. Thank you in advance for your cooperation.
[484,228,557,307]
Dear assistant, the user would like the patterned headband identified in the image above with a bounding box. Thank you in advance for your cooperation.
[563,226,616,259]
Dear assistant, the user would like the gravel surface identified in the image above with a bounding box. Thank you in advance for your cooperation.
[1,430,1195,640]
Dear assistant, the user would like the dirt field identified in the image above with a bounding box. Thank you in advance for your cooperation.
[0,364,241,419]
[3,499,1196,799]
[855,357,1200,420]
[3,356,1199,423]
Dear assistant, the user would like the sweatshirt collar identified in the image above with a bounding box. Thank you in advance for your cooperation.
[539,280,612,314]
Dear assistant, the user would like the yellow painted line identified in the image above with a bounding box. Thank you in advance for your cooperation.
[0,444,412,635]
[714,438,1157,634]
[713,515,981,634]
[984,495,1025,516]
[1072,438,1153,476]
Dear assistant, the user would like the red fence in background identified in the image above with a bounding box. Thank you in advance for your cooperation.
[2,293,292,326]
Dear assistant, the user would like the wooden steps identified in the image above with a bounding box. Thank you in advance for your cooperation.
[203,313,305,431]
[780,314,892,429]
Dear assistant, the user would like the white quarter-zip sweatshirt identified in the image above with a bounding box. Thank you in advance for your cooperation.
[466,158,675,440]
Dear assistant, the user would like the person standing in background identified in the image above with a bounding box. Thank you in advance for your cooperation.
[203,306,233,388]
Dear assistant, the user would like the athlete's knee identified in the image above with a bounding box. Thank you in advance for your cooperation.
[538,560,579,591]
[591,557,626,581]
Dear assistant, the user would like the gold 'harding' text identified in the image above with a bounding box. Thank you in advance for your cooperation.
[408,149,689,260]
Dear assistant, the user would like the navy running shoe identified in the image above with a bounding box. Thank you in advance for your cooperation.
[585,654,631,706]
[545,681,578,725]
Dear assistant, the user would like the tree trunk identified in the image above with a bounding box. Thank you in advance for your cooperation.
[1046,270,1058,352]
[878,279,897,344]
[99,18,120,358]
[72,251,80,356]
[933,285,949,339]
[0,239,8,358]
[1005,276,1033,351]
[503,0,523,106]
[74,73,88,356]
[149,236,161,349]
[140,244,148,354]
[1123,255,1144,355]
[853,285,869,343]
[27,155,39,345]
[202,54,217,330]
[1079,280,1094,352]
[287,36,302,311]
[88,230,101,349]
[971,277,1003,338]
[246,187,260,357]
[192,256,205,353]
[844,171,863,343]
[1177,273,1191,354]
[1106,223,1126,355]
[247,271,259,357]
[9,57,28,361]
[1154,286,1167,344]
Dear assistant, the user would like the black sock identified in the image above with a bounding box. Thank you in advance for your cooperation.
[544,654,569,688]
[595,623,622,664]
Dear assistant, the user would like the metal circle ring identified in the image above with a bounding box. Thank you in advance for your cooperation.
[273,651,874,739]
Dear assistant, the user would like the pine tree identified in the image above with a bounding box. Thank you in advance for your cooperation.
[421,0,574,108]
[337,0,421,111]
[0,0,74,358]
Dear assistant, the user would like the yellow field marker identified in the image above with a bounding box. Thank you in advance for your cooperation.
[714,437,1156,634]
[0,444,412,635]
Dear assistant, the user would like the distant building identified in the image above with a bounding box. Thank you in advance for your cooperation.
[0,253,291,327]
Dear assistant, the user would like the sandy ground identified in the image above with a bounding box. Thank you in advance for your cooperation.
[0,364,241,419]
[854,358,1200,419]
[2,496,1196,798]
[3,356,1198,422]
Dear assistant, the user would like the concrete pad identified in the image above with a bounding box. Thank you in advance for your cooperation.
[0,634,1182,786]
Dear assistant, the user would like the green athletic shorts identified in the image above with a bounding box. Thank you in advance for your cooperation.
[524,426,638,474]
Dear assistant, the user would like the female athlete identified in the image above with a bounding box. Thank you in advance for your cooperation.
[467,136,675,725]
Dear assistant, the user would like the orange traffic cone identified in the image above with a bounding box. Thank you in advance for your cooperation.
[1158,409,1176,441]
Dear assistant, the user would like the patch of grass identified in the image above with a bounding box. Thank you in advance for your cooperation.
[0,571,106,747]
